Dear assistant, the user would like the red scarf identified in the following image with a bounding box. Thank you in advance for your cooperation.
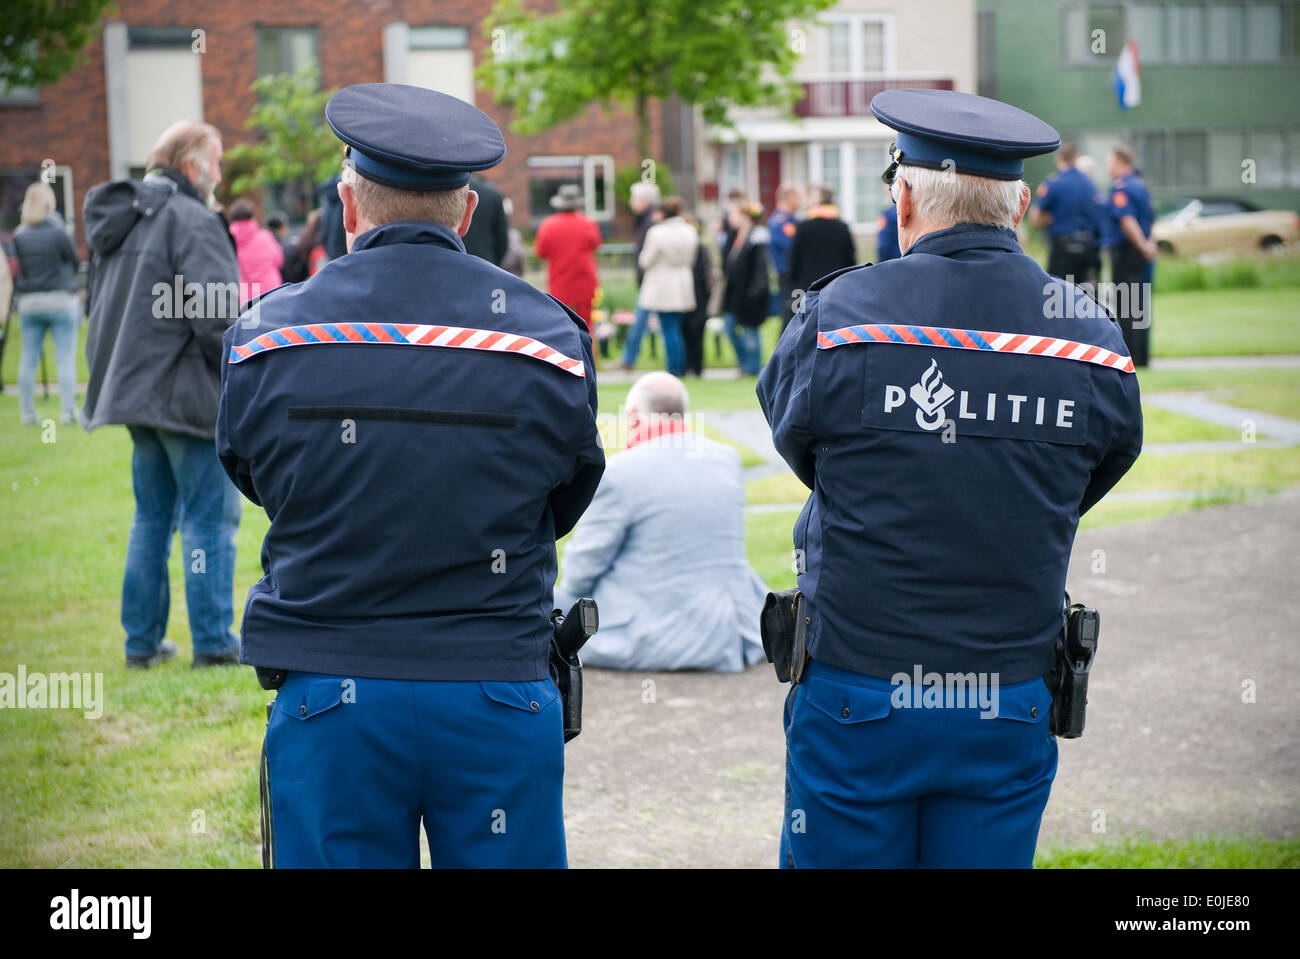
[626,418,689,450]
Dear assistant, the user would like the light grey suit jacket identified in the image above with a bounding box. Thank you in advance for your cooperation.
[554,432,769,672]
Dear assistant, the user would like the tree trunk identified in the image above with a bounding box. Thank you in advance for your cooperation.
[635,92,650,162]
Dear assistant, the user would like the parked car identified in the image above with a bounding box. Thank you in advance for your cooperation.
[1153,197,1299,256]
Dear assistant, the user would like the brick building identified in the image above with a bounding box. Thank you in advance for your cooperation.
[0,0,670,255]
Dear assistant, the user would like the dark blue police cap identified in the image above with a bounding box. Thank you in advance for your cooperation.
[325,83,506,191]
[870,89,1060,181]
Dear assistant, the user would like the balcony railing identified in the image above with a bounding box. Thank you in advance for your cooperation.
[794,78,954,118]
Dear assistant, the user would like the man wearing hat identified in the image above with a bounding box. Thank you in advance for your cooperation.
[758,89,1143,868]
[535,183,602,338]
[217,84,605,868]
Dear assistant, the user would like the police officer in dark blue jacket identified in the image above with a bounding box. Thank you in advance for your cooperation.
[217,84,605,868]
[1105,144,1158,367]
[1029,141,1104,288]
[758,89,1142,868]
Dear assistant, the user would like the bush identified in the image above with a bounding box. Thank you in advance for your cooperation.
[1206,260,1261,290]
[1153,252,1300,293]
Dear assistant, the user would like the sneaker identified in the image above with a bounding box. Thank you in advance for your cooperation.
[126,639,179,669]
[192,647,241,669]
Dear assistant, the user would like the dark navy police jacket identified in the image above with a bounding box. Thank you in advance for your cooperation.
[758,223,1142,685]
[1034,166,1105,240]
[218,220,605,681]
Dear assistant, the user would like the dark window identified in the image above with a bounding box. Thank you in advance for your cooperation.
[255,27,319,78]
[1172,131,1207,188]
[0,167,72,235]
[127,27,195,49]
[1062,2,1125,64]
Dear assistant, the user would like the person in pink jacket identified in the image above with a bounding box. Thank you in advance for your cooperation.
[227,198,283,300]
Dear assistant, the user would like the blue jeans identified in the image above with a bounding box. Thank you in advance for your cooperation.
[620,305,652,367]
[122,426,242,658]
[724,312,763,375]
[18,306,79,423]
[656,311,686,376]
[621,306,687,375]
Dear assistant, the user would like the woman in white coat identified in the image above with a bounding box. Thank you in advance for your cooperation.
[636,196,698,376]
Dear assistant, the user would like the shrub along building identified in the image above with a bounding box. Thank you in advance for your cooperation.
[0,0,674,256]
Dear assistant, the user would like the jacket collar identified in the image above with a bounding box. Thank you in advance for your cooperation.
[147,166,202,203]
[903,222,1022,258]
[351,219,466,255]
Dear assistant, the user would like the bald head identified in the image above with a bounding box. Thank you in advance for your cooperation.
[626,372,689,419]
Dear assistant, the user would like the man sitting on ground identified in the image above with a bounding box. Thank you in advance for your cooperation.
[554,372,769,672]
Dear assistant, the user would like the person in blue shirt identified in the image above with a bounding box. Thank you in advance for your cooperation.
[876,184,901,262]
[1105,145,1158,367]
[767,183,803,329]
[757,89,1142,869]
[1028,142,1103,291]
[218,84,605,868]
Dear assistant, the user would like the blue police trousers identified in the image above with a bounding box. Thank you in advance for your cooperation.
[780,659,1058,868]
[261,672,567,868]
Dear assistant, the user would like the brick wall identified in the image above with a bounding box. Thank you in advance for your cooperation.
[0,0,662,256]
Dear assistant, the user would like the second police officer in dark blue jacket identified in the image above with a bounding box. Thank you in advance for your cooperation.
[1105,144,1158,368]
[758,90,1143,868]
[217,84,605,868]
[1029,141,1106,290]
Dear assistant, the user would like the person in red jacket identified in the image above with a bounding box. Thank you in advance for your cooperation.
[534,184,601,336]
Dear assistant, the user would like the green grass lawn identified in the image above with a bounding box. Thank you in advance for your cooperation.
[1035,835,1300,868]
[1150,288,1300,357]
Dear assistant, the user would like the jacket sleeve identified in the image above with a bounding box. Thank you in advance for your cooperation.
[547,298,607,537]
[637,227,658,270]
[788,228,804,290]
[1080,371,1143,515]
[757,292,821,489]
[556,470,628,598]
[60,228,80,273]
[215,326,262,506]
[172,209,241,370]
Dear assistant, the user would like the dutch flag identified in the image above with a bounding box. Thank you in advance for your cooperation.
[1114,39,1141,111]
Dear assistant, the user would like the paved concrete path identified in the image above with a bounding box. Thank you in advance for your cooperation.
[1143,391,1300,446]
[563,491,1300,867]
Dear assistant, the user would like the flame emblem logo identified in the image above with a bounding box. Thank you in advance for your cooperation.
[908,359,956,430]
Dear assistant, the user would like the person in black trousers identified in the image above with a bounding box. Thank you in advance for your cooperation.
[682,213,713,376]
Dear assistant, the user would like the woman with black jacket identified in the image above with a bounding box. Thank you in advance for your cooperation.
[721,203,772,376]
[13,181,80,425]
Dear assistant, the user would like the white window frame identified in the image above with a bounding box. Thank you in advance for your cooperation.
[525,154,615,222]
[808,139,893,229]
[819,12,895,76]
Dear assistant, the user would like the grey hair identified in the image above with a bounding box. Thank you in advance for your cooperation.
[629,181,661,205]
[626,371,689,417]
[896,164,1026,229]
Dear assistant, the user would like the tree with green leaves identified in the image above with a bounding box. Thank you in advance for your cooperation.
[224,64,339,204]
[0,0,116,88]
[479,0,836,160]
